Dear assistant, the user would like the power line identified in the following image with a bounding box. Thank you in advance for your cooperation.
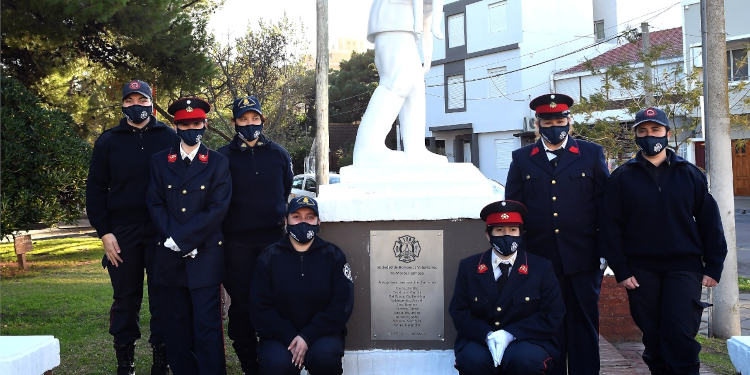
[422,1,681,80]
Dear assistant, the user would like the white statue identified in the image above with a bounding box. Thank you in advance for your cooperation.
[353,0,447,166]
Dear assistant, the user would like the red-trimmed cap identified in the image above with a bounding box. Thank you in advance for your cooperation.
[168,97,210,123]
[480,200,527,226]
[529,93,574,119]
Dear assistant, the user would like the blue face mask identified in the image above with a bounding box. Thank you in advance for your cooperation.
[236,124,263,142]
[177,127,205,146]
[489,235,523,256]
[635,135,668,156]
[288,222,319,244]
[539,123,570,145]
[122,105,152,124]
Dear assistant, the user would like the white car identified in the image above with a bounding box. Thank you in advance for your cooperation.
[289,173,341,200]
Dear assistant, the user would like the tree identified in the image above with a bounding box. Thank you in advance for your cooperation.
[190,16,315,172]
[2,0,218,139]
[0,77,92,238]
[572,30,750,164]
[328,49,378,123]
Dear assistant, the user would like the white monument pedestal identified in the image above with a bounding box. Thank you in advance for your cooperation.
[0,336,60,375]
[317,162,503,375]
[319,163,504,222]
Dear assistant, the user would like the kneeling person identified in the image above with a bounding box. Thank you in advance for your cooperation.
[251,196,354,375]
[450,200,565,375]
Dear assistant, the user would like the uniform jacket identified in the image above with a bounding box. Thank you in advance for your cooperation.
[603,150,727,282]
[218,135,293,243]
[449,248,565,358]
[86,117,178,237]
[367,0,435,41]
[505,138,609,275]
[250,236,354,346]
[146,142,232,288]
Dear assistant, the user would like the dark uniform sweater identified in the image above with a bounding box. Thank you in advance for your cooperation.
[250,236,354,346]
[603,150,727,282]
[218,135,293,243]
[86,117,178,237]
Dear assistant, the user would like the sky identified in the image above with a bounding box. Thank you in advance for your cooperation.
[207,0,684,56]
[208,0,373,53]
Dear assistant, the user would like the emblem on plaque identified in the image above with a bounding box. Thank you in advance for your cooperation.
[393,235,421,263]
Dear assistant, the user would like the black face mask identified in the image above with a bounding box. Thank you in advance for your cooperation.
[489,235,523,256]
[236,124,263,142]
[177,127,205,146]
[122,105,152,124]
[288,222,319,244]
[539,123,570,145]
[636,135,668,156]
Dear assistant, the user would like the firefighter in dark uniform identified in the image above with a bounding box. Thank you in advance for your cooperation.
[218,96,293,375]
[603,107,727,375]
[250,196,354,375]
[450,200,565,375]
[505,93,609,374]
[146,97,232,375]
[86,79,175,375]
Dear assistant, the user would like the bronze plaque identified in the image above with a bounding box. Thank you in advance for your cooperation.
[370,230,444,340]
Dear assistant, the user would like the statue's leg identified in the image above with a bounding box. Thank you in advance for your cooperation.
[352,32,417,166]
[400,77,447,163]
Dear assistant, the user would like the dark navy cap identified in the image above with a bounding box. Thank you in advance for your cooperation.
[288,196,319,216]
[168,97,211,123]
[632,107,670,130]
[232,96,265,121]
[122,80,152,101]
[480,200,527,226]
[530,93,574,119]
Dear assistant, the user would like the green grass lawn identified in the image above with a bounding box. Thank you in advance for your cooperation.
[739,276,750,293]
[0,237,242,374]
[698,335,738,375]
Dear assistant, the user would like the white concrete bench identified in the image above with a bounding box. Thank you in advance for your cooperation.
[341,350,458,375]
[0,336,60,375]
[728,336,750,375]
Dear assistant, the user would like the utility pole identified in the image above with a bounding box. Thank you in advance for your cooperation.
[701,0,740,339]
[315,0,330,187]
[641,22,654,106]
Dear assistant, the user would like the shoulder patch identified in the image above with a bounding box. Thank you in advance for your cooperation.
[343,262,353,282]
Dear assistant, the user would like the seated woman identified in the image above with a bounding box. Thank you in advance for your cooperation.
[250,196,354,375]
[450,200,565,375]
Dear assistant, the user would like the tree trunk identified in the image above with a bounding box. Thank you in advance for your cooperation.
[315,0,330,187]
[702,0,740,339]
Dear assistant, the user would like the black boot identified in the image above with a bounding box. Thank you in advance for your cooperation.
[114,343,135,375]
[151,342,169,375]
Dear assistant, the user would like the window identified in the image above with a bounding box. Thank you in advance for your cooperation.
[488,67,507,98]
[728,48,749,81]
[448,13,465,48]
[463,141,472,163]
[447,75,465,110]
[594,20,605,41]
[494,138,518,169]
[489,1,507,33]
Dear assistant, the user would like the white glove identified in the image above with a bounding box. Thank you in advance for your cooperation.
[486,332,501,367]
[488,330,515,366]
[164,237,180,252]
[183,249,198,258]
[600,257,607,271]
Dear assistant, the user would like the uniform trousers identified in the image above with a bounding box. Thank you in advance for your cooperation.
[455,340,554,375]
[162,284,226,375]
[105,222,164,346]
[626,268,706,375]
[257,335,344,375]
[224,231,282,374]
[551,269,602,375]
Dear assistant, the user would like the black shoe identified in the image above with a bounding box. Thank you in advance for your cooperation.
[114,343,135,375]
[151,342,169,375]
